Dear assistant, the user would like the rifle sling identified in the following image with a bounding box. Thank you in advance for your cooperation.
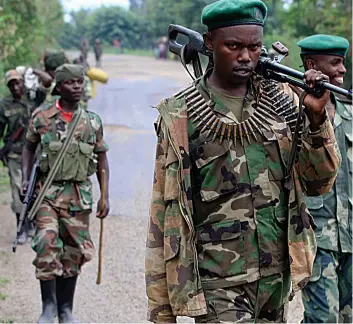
[28,107,84,220]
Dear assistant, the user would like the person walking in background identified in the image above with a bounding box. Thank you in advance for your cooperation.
[94,38,103,68]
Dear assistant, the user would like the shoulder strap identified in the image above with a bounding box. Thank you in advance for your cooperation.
[28,107,84,220]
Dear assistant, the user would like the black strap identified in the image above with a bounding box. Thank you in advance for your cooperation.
[284,91,307,191]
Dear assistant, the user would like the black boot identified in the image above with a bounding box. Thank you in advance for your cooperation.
[57,276,79,323]
[38,279,57,323]
[16,213,28,245]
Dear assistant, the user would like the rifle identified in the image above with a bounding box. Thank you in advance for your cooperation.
[12,159,39,253]
[168,24,352,100]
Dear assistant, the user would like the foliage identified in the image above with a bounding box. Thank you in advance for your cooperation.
[0,0,64,95]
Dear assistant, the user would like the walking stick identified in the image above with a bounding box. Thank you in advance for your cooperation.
[96,169,105,285]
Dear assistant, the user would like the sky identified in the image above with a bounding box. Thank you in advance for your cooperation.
[62,0,130,12]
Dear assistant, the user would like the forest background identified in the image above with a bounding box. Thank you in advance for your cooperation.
[0,0,352,94]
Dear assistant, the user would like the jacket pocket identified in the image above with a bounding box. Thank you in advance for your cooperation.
[264,135,287,181]
[164,146,179,201]
[305,196,324,210]
[196,220,246,277]
[192,141,237,202]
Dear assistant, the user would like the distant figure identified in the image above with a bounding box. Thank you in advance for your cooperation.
[157,36,168,59]
[113,38,122,54]
[94,38,103,68]
[80,38,89,61]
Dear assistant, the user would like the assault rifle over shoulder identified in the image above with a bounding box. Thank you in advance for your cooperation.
[168,24,352,100]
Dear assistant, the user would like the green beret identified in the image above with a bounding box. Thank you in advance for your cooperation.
[297,34,350,57]
[52,64,85,95]
[202,0,267,31]
[44,51,69,71]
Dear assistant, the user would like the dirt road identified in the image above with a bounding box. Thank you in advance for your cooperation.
[0,53,303,323]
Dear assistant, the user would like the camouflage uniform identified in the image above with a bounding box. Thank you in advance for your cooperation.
[0,95,36,214]
[26,101,108,280]
[302,95,352,323]
[145,73,341,322]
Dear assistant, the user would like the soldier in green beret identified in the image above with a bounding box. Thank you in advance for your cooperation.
[297,34,352,323]
[145,0,341,322]
[22,64,110,323]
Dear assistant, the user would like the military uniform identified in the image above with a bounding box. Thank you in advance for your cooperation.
[145,1,341,322]
[298,35,352,323]
[0,71,36,215]
[27,100,108,279]
[25,64,109,323]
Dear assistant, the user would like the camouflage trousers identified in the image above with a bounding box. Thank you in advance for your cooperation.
[7,158,23,214]
[302,248,352,323]
[31,201,95,280]
[195,270,291,323]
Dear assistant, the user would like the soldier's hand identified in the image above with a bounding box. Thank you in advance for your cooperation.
[20,181,29,201]
[96,198,109,219]
[289,69,330,130]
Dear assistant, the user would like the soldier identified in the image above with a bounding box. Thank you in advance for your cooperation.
[0,70,38,243]
[297,34,352,323]
[21,64,110,323]
[145,0,341,322]
[41,50,70,104]
[94,38,103,68]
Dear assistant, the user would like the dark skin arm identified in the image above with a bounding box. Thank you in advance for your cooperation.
[21,140,38,192]
[96,152,110,218]
[32,69,53,88]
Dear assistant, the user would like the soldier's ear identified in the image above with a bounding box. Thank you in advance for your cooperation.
[203,32,214,52]
[306,58,315,70]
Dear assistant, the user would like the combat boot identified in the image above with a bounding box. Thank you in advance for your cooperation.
[56,276,79,323]
[16,213,28,245]
[38,279,57,323]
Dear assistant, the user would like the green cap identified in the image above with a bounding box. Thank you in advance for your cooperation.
[202,0,267,31]
[52,64,85,95]
[44,51,69,71]
[297,34,350,57]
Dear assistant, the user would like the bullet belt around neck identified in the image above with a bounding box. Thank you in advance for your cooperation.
[175,79,299,146]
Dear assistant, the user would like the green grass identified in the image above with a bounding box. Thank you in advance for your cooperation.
[0,277,9,301]
[0,165,9,193]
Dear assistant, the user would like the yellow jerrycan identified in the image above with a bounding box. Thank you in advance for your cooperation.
[87,68,109,84]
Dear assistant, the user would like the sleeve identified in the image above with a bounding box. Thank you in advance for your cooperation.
[91,113,109,153]
[145,117,176,323]
[26,115,41,143]
[296,110,341,196]
[0,106,7,138]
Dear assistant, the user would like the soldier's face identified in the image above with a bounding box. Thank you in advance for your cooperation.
[307,55,347,87]
[205,25,263,86]
[57,78,84,103]
[8,79,24,99]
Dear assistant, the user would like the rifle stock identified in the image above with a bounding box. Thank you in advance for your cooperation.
[12,159,39,253]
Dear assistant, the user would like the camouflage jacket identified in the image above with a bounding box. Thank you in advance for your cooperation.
[26,101,108,211]
[145,77,341,322]
[0,95,36,158]
[305,95,352,253]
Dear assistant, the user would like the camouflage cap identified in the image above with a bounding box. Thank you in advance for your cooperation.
[52,64,85,95]
[44,51,69,71]
[202,0,268,31]
[5,69,23,85]
[297,34,350,57]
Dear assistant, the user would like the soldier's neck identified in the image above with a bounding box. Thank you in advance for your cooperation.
[209,71,248,97]
[59,99,79,113]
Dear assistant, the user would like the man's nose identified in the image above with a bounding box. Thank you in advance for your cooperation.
[238,48,251,63]
[338,62,347,75]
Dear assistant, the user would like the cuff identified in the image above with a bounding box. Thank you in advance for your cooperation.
[302,115,335,146]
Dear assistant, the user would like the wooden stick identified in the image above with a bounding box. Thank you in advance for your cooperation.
[96,169,105,285]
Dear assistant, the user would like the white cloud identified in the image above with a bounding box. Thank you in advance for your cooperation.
[62,0,129,11]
